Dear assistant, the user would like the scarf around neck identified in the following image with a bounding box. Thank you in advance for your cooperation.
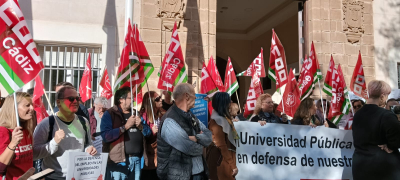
[211,110,239,146]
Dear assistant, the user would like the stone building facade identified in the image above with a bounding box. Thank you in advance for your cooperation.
[0,0,399,108]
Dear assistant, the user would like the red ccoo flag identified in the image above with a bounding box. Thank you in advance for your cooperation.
[207,56,224,92]
[350,51,368,99]
[200,61,218,96]
[99,67,112,99]
[237,48,266,77]
[277,68,301,117]
[79,54,92,102]
[243,72,264,118]
[268,29,288,90]
[33,75,48,124]
[158,22,188,91]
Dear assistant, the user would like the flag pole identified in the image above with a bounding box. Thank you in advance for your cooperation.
[146,82,156,123]
[129,64,134,116]
[136,84,138,115]
[13,93,20,127]
[317,78,326,120]
[43,90,60,130]
[235,91,241,113]
[279,87,285,113]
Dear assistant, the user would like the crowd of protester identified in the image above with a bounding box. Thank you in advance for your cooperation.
[0,80,399,179]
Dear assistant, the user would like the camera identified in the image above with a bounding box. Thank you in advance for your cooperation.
[390,105,400,115]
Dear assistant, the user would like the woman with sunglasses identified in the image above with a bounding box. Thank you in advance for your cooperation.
[0,92,35,179]
[140,91,164,180]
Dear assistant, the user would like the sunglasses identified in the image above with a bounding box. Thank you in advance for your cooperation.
[61,96,81,102]
[155,96,162,102]
[354,105,362,109]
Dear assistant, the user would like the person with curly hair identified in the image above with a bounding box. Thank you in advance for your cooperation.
[291,98,329,128]
[250,93,288,126]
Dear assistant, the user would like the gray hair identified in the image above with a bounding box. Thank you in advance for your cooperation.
[173,83,194,101]
[94,97,108,107]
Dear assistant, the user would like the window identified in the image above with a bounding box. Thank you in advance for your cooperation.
[37,43,102,110]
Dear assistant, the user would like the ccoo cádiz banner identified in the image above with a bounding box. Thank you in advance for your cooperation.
[234,122,354,180]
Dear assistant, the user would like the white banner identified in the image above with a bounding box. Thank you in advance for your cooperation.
[234,122,354,180]
[66,152,108,180]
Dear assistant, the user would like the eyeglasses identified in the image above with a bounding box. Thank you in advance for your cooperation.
[155,96,162,102]
[61,96,81,102]
[354,105,362,109]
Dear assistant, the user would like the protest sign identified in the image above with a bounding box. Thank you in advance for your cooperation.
[234,122,354,180]
[66,152,108,180]
[190,94,208,127]
[93,136,103,153]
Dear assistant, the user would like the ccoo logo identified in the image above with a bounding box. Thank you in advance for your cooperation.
[285,92,296,107]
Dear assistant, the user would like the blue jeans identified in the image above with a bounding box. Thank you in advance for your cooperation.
[107,156,141,180]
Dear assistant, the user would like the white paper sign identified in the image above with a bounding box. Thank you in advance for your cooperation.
[234,122,354,180]
[93,136,103,153]
[66,152,108,180]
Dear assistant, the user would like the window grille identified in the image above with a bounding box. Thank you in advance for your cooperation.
[36,43,102,111]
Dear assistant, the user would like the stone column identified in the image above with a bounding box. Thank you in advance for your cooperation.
[306,0,375,98]
[140,0,216,93]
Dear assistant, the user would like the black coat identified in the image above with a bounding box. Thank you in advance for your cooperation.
[352,104,400,180]
[250,111,287,124]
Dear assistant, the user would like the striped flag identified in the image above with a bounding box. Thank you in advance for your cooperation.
[328,64,351,125]
[113,20,141,92]
[0,0,44,93]
[224,57,239,96]
[133,24,154,91]
[237,48,266,77]
[298,56,315,100]
[158,22,187,92]
[323,56,335,96]
[268,29,288,90]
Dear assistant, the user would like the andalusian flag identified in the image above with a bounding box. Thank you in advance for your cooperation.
[224,57,239,96]
[328,64,351,125]
[157,22,188,92]
[114,20,141,92]
[133,23,154,91]
[323,56,335,96]
[0,0,44,94]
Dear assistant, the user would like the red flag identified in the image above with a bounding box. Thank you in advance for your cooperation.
[99,68,112,99]
[237,48,266,77]
[350,51,368,99]
[200,61,218,96]
[224,57,239,96]
[0,0,45,94]
[309,42,323,79]
[33,76,48,124]
[207,56,224,92]
[268,29,288,90]
[159,22,188,87]
[328,64,351,124]
[277,69,301,117]
[298,56,314,100]
[243,72,264,118]
[79,54,92,102]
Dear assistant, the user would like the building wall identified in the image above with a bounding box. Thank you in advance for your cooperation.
[305,0,375,98]
[373,0,400,89]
